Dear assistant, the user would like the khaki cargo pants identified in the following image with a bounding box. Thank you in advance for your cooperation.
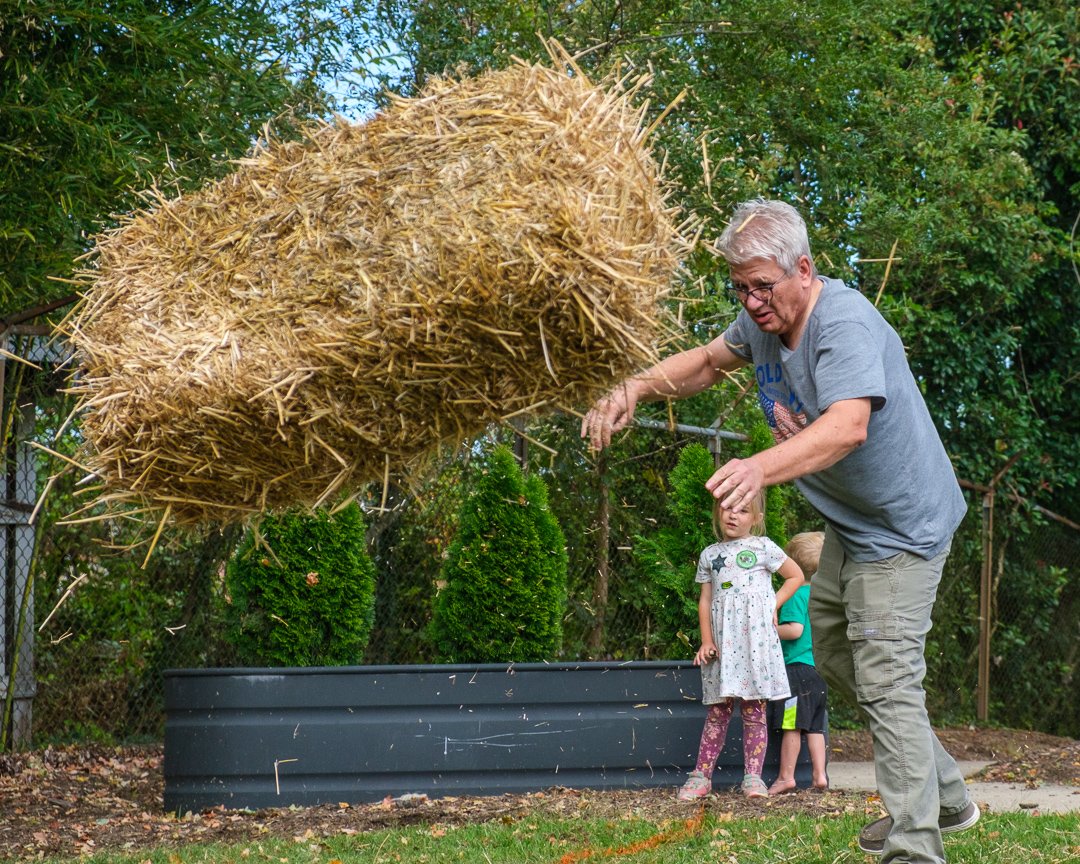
[810,527,972,864]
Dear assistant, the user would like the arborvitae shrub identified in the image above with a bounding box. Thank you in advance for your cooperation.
[223,503,375,666]
[747,419,789,549]
[524,470,568,652]
[429,445,567,662]
[635,443,716,659]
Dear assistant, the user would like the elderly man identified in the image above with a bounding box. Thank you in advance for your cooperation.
[582,198,978,863]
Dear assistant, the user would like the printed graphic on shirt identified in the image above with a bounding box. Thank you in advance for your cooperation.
[697,537,787,589]
[736,550,758,569]
[756,363,807,444]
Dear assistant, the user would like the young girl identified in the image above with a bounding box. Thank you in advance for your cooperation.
[677,493,805,800]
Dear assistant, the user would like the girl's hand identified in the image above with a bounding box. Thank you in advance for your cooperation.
[694,642,719,666]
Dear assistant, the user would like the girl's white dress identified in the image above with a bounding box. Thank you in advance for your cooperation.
[696,535,791,703]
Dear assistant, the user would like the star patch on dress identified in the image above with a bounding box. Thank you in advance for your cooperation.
[711,551,728,571]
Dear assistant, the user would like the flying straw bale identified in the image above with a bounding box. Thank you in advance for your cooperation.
[62,43,691,526]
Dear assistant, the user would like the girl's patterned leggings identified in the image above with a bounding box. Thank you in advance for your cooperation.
[694,698,768,778]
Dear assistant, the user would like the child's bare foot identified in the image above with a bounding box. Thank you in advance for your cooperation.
[811,771,829,791]
[768,778,797,796]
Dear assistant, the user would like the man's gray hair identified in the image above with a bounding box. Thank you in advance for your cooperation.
[715,198,815,275]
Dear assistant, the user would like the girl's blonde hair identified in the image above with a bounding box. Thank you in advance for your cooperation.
[712,490,766,540]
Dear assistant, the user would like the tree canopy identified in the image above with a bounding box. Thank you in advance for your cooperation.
[358,0,1079,520]
[0,0,376,312]
[7,0,1074,514]
[9,1,1078,740]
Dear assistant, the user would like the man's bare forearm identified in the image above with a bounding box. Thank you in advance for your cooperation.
[707,398,872,508]
[629,341,737,402]
[749,399,869,486]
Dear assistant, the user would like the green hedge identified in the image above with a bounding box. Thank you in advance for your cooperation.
[223,504,375,666]
[429,445,567,662]
[635,443,717,659]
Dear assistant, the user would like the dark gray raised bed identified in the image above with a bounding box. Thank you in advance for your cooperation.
[164,661,817,812]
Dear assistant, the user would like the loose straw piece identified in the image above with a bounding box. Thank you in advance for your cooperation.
[140,504,172,569]
[273,758,298,796]
[0,348,42,369]
[30,469,65,526]
[734,212,757,233]
[37,574,87,633]
[873,238,901,307]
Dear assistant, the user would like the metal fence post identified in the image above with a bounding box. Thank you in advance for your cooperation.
[1,386,38,748]
[977,490,993,722]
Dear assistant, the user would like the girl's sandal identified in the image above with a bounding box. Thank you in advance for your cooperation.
[741,774,768,799]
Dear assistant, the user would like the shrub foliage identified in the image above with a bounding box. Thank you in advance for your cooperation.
[429,445,567,662]
[223,504,376,667]
[634,443,717,659]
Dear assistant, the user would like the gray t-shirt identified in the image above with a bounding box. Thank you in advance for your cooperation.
[723,276,965,561]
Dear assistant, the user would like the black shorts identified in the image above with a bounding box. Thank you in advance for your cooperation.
[768,662,828,733]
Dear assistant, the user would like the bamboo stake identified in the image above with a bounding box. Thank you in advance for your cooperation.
[873,239,901,307]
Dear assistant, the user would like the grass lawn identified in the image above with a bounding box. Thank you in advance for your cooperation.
[20,810,1079,864]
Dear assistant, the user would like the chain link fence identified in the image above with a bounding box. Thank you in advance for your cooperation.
[1,400,37,748]
[9,418,1080,747]
[985,507,1079,734]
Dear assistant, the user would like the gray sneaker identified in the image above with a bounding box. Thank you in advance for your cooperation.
[857,801,980,855]
[940,801,982,834]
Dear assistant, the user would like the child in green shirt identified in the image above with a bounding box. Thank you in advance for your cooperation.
[767,531,829,795]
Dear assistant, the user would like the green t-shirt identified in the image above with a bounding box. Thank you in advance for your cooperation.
[778,584,815,667]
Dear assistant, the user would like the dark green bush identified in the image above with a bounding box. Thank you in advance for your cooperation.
[223,504,375,666]
[429,445,567,662]
[747,420,790,550]
[634,443,716,659]
[32,496,242,743]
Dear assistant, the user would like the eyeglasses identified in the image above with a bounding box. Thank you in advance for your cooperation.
[725,273,789,305]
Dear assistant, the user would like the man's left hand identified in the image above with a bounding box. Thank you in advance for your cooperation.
[706,457,765,509]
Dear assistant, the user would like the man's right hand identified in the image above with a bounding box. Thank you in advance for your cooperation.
[581,382,639,451]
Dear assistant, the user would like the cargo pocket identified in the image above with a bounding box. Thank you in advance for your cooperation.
[847,613,903,702]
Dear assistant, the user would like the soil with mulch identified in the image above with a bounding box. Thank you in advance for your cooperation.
[1,729,1076,861]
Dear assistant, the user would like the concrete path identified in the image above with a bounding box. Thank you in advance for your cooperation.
[828,761,1080,815]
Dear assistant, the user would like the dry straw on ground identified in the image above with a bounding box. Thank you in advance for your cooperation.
[61,42,692,529]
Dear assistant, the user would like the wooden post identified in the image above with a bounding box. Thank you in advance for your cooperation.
[0,328,73,749]
[973,453,1020,724]
[587,453,609,657]
[511,418,527,469]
